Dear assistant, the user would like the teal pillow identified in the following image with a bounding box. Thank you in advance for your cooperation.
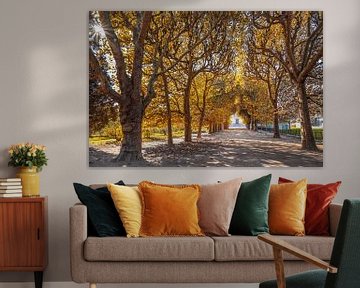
[229,174,272,236]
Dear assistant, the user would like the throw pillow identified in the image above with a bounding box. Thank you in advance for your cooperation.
[198,178,242,236]
[138,181,203,237]
[269,179,307,236]
[73,181,126,237]
[279,177,341,236]
[107,183,142,238]
[229,174,272,236]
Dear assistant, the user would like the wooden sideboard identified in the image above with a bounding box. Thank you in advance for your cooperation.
[0,197,48,288]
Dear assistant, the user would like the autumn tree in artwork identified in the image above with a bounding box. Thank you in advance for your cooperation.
[245,24,285,138]
[250,11,323,150]
[89,12,170,160]
[238,81,272,130]
[164,12,241,142]
[192,73,217,138]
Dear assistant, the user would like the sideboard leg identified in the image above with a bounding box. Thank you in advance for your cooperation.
[34,271,43,288]
[90,283,97,288]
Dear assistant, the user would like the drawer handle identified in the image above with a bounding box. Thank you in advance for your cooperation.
[37,228,40,240]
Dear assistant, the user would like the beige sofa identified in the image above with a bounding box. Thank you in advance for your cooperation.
[70,203,342,287]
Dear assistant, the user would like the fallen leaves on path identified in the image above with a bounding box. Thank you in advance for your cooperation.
[89,129,323,167]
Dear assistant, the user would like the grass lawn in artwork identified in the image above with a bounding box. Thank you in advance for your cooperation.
[89,11,323,167]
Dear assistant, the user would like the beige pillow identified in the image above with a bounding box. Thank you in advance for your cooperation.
[198,178,242,236]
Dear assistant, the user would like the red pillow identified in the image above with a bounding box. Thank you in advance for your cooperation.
[278,177,341,236]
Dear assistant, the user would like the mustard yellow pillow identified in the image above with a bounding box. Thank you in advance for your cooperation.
[269,179,307,236]
[107,183,142,238]
[138,181,204,237]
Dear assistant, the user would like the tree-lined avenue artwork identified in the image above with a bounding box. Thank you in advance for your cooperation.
[89,11,323,167]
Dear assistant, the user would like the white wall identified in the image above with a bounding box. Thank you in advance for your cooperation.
[0,0,359,283]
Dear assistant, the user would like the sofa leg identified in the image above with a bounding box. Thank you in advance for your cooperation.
[89,283,96,288]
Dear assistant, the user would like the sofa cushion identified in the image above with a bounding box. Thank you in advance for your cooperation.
[73,181,126,237]
[269,179,307,236]
[212,236,334,261]
[139,181,203,237]
[84,236,214,261]
[229,174,271,236]
[198,178,242,236]
[108,184,142,238]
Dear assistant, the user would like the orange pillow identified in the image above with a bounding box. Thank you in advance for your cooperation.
[269,179,307,236]
[138,181,204,237]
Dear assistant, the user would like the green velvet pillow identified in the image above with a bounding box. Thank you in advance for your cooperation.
[229,174,272,236]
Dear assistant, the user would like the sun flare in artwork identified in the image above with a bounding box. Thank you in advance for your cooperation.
[93,23,105,37]
[90,23,106,42]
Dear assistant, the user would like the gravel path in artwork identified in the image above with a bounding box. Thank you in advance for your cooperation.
[89,129,323,167]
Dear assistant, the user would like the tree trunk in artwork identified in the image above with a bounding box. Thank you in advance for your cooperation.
[253,120,258,131]
[212,123,217,133]
[250,117,254,130]
[115,102,144,162]
[184,73,193,143]
[96,11,153,162]
[162,73,173,146]
[209,122,215,134]
[165,100,173,146]
[197,98,206,139]
[297,83,318,151]
[197,113,205,138]
[273,111,281,138]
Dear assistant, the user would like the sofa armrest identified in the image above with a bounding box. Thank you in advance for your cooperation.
[329,203,342,237]
[69,203,88,283]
